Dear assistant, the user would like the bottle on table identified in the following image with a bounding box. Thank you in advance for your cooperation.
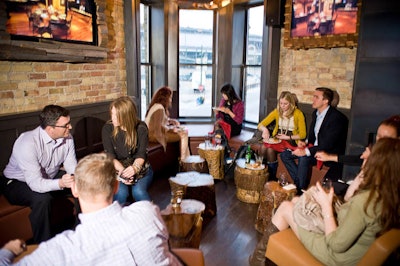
[245,145,252,164]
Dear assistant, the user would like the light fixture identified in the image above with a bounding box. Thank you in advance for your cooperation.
[179,0,232,10]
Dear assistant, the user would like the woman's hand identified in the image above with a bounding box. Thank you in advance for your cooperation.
[261,128,270,140]
[360,146,371,161]
[310,182,334,212]
[276,133,290,140]
[121,165,135,177]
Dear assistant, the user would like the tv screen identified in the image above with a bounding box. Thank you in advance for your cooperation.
[5,0,97,45]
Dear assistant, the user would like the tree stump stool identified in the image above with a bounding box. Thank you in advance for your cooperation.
[160,199,205,248]
[169,172,216,224]
[234,158,269,204]
[254,181,297,233]
[180,155,209,174]
[197,143,225,180]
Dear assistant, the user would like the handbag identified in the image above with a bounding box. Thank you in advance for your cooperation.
[293,187,342,234]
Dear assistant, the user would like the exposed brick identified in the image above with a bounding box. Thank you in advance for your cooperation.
[0,91,14,98]
[38,81,55,87]
[29,73,47,80]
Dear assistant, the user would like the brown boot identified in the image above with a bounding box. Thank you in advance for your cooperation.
[249,223,279,266]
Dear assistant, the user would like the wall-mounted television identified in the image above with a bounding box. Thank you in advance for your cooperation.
[5,0,97,45]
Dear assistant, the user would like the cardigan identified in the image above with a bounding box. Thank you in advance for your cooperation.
[258,108,307,141]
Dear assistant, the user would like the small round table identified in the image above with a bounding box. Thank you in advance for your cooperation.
[234,159,269,204]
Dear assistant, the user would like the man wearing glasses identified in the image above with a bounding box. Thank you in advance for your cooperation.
[3,105,77,243]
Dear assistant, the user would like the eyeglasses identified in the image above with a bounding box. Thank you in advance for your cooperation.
[52,122,71,129]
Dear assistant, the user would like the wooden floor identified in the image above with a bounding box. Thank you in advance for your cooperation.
[148,172,261,266]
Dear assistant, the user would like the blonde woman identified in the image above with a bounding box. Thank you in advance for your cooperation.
[145,86,190,160]
[257,91,307,179]
[102,96,153,204]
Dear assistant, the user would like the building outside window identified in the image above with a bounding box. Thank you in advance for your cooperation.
[178,9,214,118]
[243,5,263,124]
[140,3,151,120]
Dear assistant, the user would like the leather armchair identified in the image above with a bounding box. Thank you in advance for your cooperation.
[266,228,400,266]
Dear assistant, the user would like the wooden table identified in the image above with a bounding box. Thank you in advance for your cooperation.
[161,199,205,248]
[234,158,269,204]
[254,181,297,233]
[197,143,225,180]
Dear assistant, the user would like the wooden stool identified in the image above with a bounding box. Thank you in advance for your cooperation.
[254,181,296,233]
[197,143,225,180]
[234,159,269,204]
[180,155,209,173]
[169,172,217,223]
[161,199,205,248]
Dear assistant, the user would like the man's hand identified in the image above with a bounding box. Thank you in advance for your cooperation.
[3,239,26,256]
[315,151,338,162]
[292,148,306,157]
[59,173,74,189]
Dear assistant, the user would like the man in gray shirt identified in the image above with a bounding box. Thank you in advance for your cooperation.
[3,105,77,243]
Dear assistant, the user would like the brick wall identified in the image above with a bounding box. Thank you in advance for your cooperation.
[0,0,126,115]
[278,38,357,109]
[0,2,357,115]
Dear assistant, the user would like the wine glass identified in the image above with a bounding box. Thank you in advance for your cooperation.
[321,178,332,192]
[278,173,288,187]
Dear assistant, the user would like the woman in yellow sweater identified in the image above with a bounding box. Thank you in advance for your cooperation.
[257,91,307,179]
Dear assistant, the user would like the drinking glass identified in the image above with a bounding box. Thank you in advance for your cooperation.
[278,173,288,187]
[204,135,211,149]
[255,154,263,165]
[321,178,332,192]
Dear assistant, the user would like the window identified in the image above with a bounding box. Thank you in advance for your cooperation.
[140,3,151,120]
[178,9,214,118]
[243,5,263,124]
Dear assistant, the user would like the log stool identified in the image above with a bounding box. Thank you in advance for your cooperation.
[169,172,217,224]
[254,181,297,233]
[197,143,225,180]
[234,159,269,204]
[160,199,205,248]
[180,155,209,174]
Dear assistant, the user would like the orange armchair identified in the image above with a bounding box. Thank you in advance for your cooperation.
[266,228,400,266]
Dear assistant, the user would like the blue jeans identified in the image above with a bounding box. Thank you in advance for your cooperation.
[114,166,154,204]
[280,150,315,193]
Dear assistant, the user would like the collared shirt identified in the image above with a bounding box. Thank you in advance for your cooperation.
[314,106,330,146]
[305,106,330,156]
[3,126,77,193]
[0,201,182,266]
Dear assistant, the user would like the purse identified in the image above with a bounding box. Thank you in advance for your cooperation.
[293,187,342,234]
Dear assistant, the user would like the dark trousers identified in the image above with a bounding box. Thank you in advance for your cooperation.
[3,176,78,244]
[280,150,316,193]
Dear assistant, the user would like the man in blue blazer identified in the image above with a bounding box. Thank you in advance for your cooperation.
[280,87,348,194]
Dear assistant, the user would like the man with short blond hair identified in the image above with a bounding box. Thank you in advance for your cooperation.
[0,153,182,265]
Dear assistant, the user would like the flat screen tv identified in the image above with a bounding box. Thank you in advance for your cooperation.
[5,0,97,45]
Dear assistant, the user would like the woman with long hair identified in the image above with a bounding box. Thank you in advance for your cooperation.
[257,91,307,179]
[102,96,153,204]
[250,137,400,265]
[214,83,244,138]
[145,86,190,160]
